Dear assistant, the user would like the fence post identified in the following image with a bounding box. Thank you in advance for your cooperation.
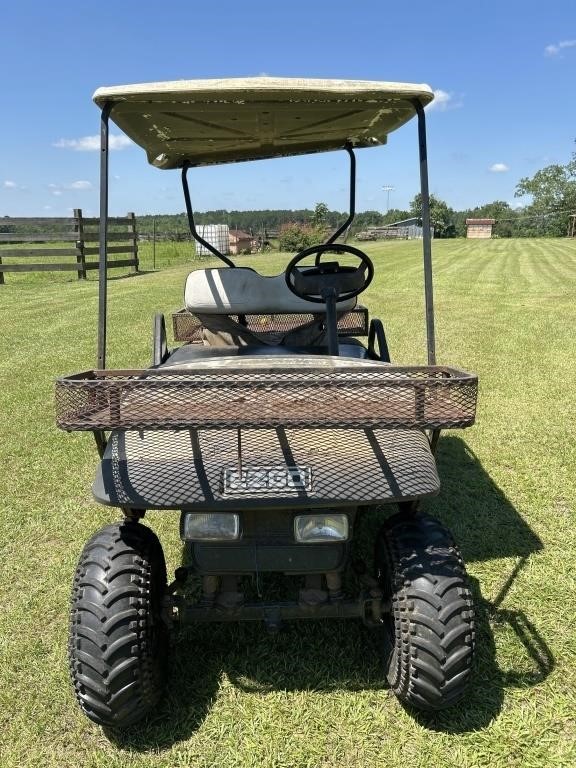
[152,217,156,270]
[74,208,87,280]
[127,212,139,272]
[0,221,6,283]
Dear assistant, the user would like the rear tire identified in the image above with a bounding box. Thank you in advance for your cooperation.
[375,512,475,711]
[68,520,168,728]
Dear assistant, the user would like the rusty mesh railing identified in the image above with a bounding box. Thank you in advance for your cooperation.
[171,307,369,343]
[55,365,477,432]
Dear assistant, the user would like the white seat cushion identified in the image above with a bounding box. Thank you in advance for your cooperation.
[184,268,357,315]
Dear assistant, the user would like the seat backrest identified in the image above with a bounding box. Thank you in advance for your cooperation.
[184,267,357,315]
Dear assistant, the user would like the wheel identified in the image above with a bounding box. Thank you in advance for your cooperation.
[375,512,475,711]
[68,520,168,728]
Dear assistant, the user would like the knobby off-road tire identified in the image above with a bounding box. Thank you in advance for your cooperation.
[376,512,475,711]
[69,521,168,728]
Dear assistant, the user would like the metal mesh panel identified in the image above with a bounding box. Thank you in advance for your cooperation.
[172,307,369,343]
[94,427,440,509]
[172,311,204,343]
[56,365,477,432]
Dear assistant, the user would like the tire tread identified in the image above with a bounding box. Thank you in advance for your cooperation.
[68,521,167,728]
[376,512,475,711]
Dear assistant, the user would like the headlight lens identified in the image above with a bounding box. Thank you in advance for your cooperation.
[294,514,349,543]
[182,513,240,541]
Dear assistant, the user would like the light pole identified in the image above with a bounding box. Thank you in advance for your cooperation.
[382,185,394,213]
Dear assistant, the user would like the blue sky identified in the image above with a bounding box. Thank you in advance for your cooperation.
[1,0,575,217]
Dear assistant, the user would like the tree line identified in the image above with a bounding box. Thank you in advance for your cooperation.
[136,150,576,239]
[2,151,574,238]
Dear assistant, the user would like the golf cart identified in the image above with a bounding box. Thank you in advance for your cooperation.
[56,78,478,728]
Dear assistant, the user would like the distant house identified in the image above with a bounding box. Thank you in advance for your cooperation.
[466,218,495,239]
[230,229,254,254]
[229,229,253,254]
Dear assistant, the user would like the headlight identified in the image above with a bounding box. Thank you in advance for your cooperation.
[294,514,349,543]
[181,513,240,541]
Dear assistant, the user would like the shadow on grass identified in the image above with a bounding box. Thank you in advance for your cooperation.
[408,558,555,734]
[105,619,388,752]
[106,434,553,749]
[103,624,222,749]
[102,269,155,281]
[428,435,543,562]
[397,436,553,733]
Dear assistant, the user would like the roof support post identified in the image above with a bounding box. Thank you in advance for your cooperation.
[181,163,236,268]
[323,144,356,247]
[97,102,113,369]
[413,100,436,365]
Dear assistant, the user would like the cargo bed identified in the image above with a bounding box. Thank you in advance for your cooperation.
[56,361,477,432]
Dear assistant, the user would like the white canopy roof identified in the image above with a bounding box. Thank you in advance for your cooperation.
[93,77,433,169]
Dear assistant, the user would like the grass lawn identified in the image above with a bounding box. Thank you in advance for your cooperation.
[0,238,575,767]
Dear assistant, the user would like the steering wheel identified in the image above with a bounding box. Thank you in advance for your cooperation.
[284,243,374,304]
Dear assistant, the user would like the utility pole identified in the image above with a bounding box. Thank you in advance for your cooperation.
[382,185,394,213]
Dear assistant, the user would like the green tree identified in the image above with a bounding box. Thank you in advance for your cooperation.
[352,210,384,231]
[278,222,324,252]
[515,152,576,236]
[457,201,518,238]
[409,194,455,238]
[311,202,329,228]
[516,153,576,211]
[382,208,411,225]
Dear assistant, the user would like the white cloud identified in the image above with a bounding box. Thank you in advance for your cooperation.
[108,135,133,150]
[544,39,576,56]
[490,163,509,173]
[426,89,462,111]
[47,180,93,195]
[3,180,27,191]
[43,205,52,211]
[53,136,99,151]
[53,134,133,151]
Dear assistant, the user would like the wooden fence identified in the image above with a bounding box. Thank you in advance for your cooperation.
[0,209,139,284]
